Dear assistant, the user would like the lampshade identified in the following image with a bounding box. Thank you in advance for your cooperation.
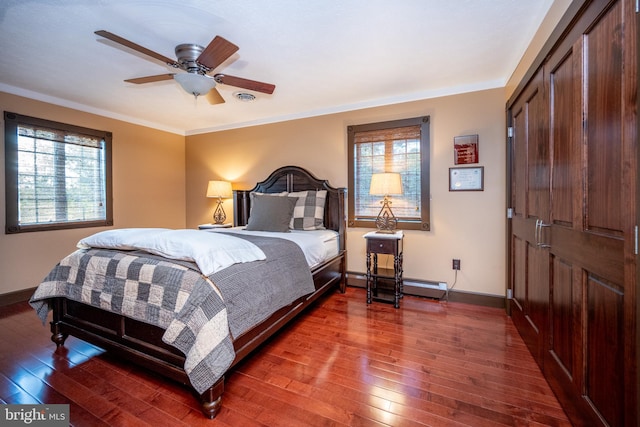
[369,173,403,196]
[174,73,216,97]
[206,180,233,198]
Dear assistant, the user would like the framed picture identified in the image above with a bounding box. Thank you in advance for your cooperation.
[449,166,484,191]
[454,134,479,164]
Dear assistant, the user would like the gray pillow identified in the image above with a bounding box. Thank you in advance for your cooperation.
[246,194,298,232]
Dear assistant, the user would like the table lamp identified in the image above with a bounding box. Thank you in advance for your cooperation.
[206,180,233,224]
[369,172,403,233]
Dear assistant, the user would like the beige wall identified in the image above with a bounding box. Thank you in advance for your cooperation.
[186,87,506,296]
[1,88,506,297]
[0,92,186,295]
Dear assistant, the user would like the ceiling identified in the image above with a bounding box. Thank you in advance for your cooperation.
[0,0,554,135]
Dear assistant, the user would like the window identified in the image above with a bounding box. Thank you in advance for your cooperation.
[4,112,113,233]
[348,116,430,231]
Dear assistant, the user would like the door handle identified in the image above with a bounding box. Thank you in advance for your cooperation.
[536,219,551,248]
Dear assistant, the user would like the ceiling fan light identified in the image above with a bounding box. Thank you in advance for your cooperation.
[174,73,216,97]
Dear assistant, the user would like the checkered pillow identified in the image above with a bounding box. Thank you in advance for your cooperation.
[288,190,327,230]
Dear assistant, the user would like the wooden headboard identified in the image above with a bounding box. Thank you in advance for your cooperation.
[233,166,346,252]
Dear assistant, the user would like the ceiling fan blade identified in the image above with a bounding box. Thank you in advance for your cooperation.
[124,74,176,84]
[95,30,178,67]
[196,36,239,70]
[206,88,225,105]
[213,74,275,94]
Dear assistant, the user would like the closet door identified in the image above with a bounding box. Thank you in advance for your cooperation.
[508,67,550,366]
[507,0,637,425]
[542,29,586,425]
[544,0,637,425]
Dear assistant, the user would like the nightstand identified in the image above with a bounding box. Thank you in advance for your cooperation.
[364,230,404,308]
[198,223,232,230]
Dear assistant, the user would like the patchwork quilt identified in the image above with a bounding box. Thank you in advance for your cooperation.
[30,234,315,394]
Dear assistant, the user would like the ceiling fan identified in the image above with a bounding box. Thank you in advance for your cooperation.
[94,30,275,104]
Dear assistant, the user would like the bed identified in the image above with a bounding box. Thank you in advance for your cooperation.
[29,166,346,419]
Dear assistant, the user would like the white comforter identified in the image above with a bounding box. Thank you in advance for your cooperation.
[77,228,266,276]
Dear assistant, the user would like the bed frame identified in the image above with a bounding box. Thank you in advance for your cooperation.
[48,166,346,419]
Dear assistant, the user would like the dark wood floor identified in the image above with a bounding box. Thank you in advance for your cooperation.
[0,287,571,426]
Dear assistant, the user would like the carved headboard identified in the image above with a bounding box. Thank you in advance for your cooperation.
[233,166,346,252]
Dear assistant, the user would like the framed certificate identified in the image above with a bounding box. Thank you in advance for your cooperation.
[449,166,484,191]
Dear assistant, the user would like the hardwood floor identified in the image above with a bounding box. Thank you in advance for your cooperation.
[0,287,571,426]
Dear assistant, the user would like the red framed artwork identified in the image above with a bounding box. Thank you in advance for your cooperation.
[454,134,479,165]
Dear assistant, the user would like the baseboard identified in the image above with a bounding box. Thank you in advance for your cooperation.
[346,272,505,309]
[445,288,506,309]
[0,287,36,307]
[4,276,506,310]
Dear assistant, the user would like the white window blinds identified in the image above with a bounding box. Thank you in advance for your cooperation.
[353,125,421,220]
[17,125,107,225]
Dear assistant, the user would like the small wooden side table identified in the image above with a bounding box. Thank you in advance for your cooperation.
[364,230,404,308]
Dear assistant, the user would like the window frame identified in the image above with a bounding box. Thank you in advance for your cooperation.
[4,111,113,234]
[347,115,431,231]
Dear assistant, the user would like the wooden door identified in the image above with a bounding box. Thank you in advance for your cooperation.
[508,0,637,425]
[544,1,637,425]
[508,67,550,367]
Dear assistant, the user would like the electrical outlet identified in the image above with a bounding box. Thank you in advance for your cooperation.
[452,259,461,270]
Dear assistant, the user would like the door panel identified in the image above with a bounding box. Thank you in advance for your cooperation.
[585,1,624,236]
[549,39,577,229]
[512,235,526,313]
[586,274,625,427]
[549,256,575,379]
